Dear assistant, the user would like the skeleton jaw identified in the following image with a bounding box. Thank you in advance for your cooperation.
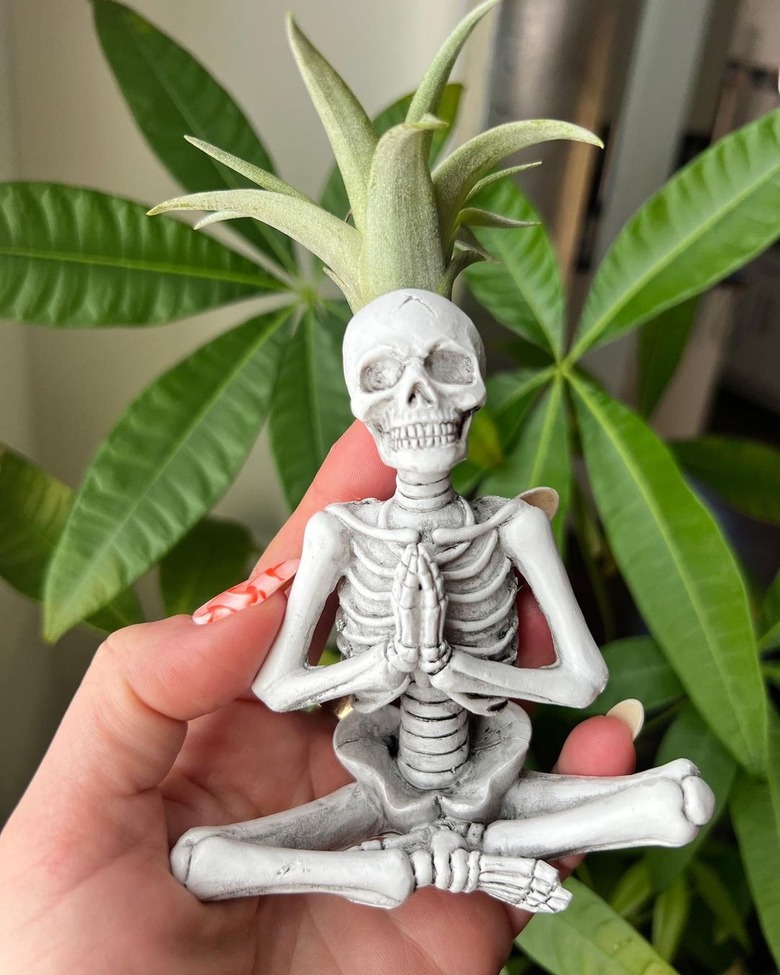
[389,418,459,450]
[370,411,474,474]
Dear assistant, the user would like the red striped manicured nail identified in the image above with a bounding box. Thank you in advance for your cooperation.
[191,559,300,625]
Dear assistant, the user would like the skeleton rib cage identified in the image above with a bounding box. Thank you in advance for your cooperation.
[331,497,519,791]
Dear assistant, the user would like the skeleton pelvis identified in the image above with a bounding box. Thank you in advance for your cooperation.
[334,703,531,832]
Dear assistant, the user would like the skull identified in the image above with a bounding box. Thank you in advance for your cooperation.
[343,289,486,474]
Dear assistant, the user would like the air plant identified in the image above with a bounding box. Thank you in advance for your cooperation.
[149,0,601,310]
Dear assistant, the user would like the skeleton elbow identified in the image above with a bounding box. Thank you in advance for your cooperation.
[569,666,608,708]
[253,676,293,712]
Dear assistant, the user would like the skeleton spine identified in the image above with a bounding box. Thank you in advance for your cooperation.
[397,681,470,790]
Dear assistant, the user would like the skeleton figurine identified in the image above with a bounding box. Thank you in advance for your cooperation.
[171,290,714,911]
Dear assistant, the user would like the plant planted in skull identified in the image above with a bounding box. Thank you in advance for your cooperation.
[0,0,778,972]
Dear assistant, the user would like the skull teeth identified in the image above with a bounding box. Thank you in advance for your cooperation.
[389,421,459,449]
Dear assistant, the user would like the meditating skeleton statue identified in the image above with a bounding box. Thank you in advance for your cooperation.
[172,289,714,911]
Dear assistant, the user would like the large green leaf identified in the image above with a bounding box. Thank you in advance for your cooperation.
[482,377,570,547]
[637,297,699,417]
[584,636,684,716]
[465,180,565,355]
[651,875,691,963]
[269,303,353,510]
[758,571,780,651]
[572,109,780,357]
[517,877,677,975]
[43,309,291,640]
[159,516,255,617]
[647,705,737,890]
[320,84,463,221]
[92,0,294,270]
[671,436,780,525]
[486,368,553,454]
[0,183,280,326]
[455,369,552,498]
[572,376,768,775]
[0,446,142,634]
[731,724,780,969]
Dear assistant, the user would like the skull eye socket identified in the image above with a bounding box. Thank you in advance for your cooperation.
[424,348,474,385]
[360,356,403,393]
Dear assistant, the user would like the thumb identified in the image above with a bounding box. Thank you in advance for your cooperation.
[32,597,285,802]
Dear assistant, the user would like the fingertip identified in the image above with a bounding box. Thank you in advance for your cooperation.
[555,715,636,777]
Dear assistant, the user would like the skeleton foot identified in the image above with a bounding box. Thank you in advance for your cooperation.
[477,855,571,913]
[375,824,570,913]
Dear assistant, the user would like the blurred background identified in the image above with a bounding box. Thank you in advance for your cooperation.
[0,0,777,822]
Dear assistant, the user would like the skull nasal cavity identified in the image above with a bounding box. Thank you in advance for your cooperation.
[407,382,434,406]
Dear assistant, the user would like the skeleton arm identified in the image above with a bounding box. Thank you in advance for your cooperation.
[431,502,608,708]
[253,510,408,712]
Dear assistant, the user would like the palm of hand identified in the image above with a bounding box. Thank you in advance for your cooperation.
[149,702,514,975]
[0,427,634,975]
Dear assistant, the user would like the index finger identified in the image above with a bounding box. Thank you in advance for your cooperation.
[253,421,395,573]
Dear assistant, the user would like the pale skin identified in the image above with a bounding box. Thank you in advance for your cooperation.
[0,423,636,975]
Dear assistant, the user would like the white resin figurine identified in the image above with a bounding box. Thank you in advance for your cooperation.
[171,290,715,911]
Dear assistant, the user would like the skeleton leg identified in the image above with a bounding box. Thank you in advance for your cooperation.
[485,759,715,860]
[171,783,418,908]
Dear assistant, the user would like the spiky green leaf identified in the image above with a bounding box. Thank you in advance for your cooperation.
[287,16,376,230]
[572,109,780,358]
[465,162,542,201]
[458,208,538,230]
[43,309,291,640]
[92,0,294,269]
[572,375,768,775]
[184,137,312,201]
[434,120,602,241]
[406,0,498,124]
[359,122,445,304]
[0,183,280,326]
[149,190,360,296]
[320,84,463,220]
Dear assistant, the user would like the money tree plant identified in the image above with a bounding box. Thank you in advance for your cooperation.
[0,1,779,973]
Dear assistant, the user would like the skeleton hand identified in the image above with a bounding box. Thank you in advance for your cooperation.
[391,544,450,676]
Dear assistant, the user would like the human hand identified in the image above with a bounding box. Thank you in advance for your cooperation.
[0,422,636,975]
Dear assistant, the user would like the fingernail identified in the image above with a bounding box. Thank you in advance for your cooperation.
[606,698,645,740]
[191,559,300,625]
